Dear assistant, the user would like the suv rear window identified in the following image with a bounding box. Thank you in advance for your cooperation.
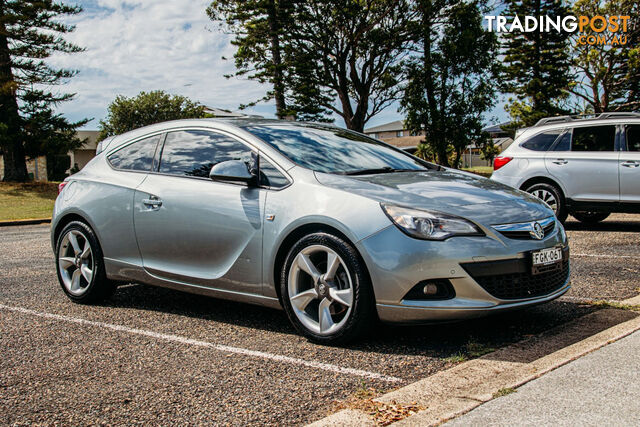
[627,125,640,151]
[571,126,616,152]
[521,130,563,151]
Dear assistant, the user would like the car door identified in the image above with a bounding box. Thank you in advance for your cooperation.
[133,129,265,295]
[545,124,619,202]
[620,124,640,203]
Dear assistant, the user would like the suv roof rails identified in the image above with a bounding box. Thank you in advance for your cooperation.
[534,112,640,127]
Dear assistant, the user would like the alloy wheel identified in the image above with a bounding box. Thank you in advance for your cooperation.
[531,188,558,214]
[58,229,94,296]
[287,245,353,335]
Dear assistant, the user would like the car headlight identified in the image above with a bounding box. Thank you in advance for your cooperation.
[381,204,484,240]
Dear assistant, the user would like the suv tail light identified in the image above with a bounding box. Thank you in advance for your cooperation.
[493,156,513,171]
[58,182,68,194]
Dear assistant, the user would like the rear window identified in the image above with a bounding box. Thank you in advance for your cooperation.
[108,134,161,171]
[627,125,640,151]
[520,130,563,151]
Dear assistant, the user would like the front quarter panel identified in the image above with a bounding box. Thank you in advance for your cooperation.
[262,168,392,298]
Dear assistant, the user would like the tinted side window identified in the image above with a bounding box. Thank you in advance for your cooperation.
[259,158,289,188]
[521,130,563,151]
[571,126,616,152]
[108,134,161,171]
[552,132,571,151]
[159,130,252,178]
[627,125,640,151]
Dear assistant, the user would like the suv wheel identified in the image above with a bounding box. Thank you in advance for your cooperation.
[571,211,610,224]
[281,232,374,344]
[525,182,568,223]
[55,221,116,303]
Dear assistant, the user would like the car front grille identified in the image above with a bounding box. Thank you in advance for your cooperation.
[497,222,555,240]
[461,248,570,300]
[492,217,556,240]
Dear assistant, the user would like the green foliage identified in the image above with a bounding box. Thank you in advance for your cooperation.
[210,0,415,131]
[98,91,207,140]
[401,0,499,167]
[570,0,640,113]
[46,154,71,181]
[500,0,572,129]
[0,0,87,182]
[287,0,416,131]
[479,136,501,163]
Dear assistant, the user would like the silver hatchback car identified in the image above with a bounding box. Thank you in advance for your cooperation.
[52,119,570,343]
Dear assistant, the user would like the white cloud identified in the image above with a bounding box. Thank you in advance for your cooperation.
[49,0,271,129]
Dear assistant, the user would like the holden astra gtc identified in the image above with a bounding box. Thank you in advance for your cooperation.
[52,119,570,344]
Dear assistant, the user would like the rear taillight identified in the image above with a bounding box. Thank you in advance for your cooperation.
[58,182,68,194]
[493,156,513,171]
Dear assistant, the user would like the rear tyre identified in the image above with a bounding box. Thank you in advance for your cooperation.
[571,211,610,224]
[525,182,568,223]
[55,221,115,304]
[280,232,374,345]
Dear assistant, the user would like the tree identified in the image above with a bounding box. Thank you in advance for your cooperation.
[500,0,572,128]
[98,91,207,141]
[287,0,416,131]
[208,0,292,118]
[401,0,499,167]
[207,0,331,121]
[0,0,87,182]
[479,137,500,164]
[569,0,640,113]
[211,0,416,131]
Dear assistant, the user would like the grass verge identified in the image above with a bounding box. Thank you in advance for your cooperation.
[0,182,58,221]
[462,166,493,178]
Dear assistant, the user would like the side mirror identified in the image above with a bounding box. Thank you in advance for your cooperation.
[209,159,258,185]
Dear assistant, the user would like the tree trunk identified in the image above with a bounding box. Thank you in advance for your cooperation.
[0,1,27,181]
[421,3,449,167]
[267,0,287,119]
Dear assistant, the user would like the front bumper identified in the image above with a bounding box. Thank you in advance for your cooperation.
[356,219,570,324]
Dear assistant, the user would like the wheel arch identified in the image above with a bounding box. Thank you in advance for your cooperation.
[519,176,567,200]
[271,223,373,304]
[52,212,99,251]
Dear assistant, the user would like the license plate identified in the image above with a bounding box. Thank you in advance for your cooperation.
[531,247,563,274]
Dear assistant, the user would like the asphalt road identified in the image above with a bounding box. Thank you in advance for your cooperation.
[1,214,638,425]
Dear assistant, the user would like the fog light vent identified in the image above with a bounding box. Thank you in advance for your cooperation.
[403,279,455,301]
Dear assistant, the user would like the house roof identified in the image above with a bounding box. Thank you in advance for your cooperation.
[364,120,405,133]
[482,122,511,134]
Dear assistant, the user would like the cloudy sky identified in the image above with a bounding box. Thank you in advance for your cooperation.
[50,0,507,131]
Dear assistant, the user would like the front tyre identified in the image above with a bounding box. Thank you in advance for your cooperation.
[55,221,115,304]
[525,182,568,223]
[281,233,374,344]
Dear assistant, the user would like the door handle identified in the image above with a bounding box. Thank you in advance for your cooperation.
[142,196,162,208]
[552,159,568,165]
[621,161,640,168]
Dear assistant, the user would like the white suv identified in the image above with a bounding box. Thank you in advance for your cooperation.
[491,113,640,223]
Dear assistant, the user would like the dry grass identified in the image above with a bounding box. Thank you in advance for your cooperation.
[0,182,58,221]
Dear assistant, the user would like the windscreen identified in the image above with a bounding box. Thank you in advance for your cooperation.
[243,124,428,174]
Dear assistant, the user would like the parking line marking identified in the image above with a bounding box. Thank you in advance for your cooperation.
[0,304,402,383]
[572,253,636,259]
